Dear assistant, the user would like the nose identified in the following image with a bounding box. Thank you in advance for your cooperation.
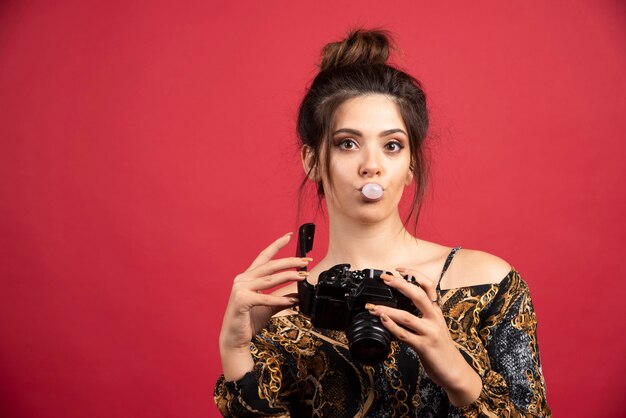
[359,146,382,177]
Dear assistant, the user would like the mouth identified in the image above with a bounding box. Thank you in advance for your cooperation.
[359,182,384,201]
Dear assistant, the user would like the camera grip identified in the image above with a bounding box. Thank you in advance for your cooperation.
[298,278,315,315]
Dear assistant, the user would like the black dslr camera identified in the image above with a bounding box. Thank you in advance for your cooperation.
[296,223,421,364]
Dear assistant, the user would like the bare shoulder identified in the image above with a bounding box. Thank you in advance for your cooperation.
[442,248,512,289]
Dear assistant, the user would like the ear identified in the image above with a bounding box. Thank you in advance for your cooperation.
[404,165,414,186]
[300,145,319,181]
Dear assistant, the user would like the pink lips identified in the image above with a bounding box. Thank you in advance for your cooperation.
[361,183,384,201]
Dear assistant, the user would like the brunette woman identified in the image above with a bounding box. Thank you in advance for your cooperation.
[215,28,551,417]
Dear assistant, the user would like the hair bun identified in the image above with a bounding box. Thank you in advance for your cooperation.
[319,28,393,71]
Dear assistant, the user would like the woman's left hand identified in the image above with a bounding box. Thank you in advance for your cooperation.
[365,268,482,405]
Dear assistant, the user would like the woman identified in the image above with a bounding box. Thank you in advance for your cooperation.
[214,28,551,417]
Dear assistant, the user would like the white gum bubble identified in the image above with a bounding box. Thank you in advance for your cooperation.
[361,183,383,200]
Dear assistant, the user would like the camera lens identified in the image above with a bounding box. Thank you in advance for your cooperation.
[347,310,391,364]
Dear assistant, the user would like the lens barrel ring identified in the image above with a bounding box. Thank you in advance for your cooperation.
[347,310,392,364]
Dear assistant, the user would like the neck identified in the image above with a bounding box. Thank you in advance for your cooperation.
[323,208,418,271]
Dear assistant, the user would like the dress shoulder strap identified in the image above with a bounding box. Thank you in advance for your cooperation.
[436,246,462,292]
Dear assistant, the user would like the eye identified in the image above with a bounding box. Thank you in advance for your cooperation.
[336,138,358,150]
[385,141,404,152]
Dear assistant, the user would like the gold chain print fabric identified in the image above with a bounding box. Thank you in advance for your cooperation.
[214,269,551,417]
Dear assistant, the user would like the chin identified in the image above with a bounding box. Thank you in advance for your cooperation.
[349,203,397,224]
[327,195,402,224]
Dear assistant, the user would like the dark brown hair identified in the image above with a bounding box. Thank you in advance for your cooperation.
[297,28,430,227]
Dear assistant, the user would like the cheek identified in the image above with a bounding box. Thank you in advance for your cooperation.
[390,162,412,185]
[328,160,352,183]
[404,166,414,185]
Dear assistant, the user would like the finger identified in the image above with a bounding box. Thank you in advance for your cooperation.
[248,270,309,291]
[366,304,426,335]
[264,293,300,316]
[396,267,439,304]
[380,272,437,318]
[235,290,299,309]
[378,312,420,347]
[245,232,293,272]
[248,256,312,278]
[250,292,299,307]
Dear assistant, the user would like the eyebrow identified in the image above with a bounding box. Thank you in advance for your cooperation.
[332,128,408,137]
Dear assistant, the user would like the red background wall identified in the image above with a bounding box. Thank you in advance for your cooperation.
[1,1,625,417]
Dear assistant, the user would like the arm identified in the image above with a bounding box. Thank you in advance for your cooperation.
[449,271,551,417]
[214,320,296,417]
[214,233,309,417]
[365,269,485,407]
[369,268,550,416]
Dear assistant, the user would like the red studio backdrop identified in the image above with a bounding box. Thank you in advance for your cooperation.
[1,1,625,417]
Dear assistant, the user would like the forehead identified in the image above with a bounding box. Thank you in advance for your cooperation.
[332,94,406,132]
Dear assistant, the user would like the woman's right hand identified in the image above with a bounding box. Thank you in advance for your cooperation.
[218,232,311,381]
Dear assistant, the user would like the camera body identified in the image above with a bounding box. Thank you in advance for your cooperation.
[295,223,421,363]
[298,262,421,363]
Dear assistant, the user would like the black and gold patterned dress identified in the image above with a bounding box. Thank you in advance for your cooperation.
[214,247,551,417]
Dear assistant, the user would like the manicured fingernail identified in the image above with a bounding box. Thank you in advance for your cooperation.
[289,297,298,304]
[381,313,389,322]
[297,271,309,277]
[284,232,293,237]
[380,273,393,282]
[365,303,376,311]
[301,257,314,262]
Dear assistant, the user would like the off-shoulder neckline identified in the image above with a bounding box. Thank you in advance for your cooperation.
[438,267,516,292]
[274,268,519,319]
